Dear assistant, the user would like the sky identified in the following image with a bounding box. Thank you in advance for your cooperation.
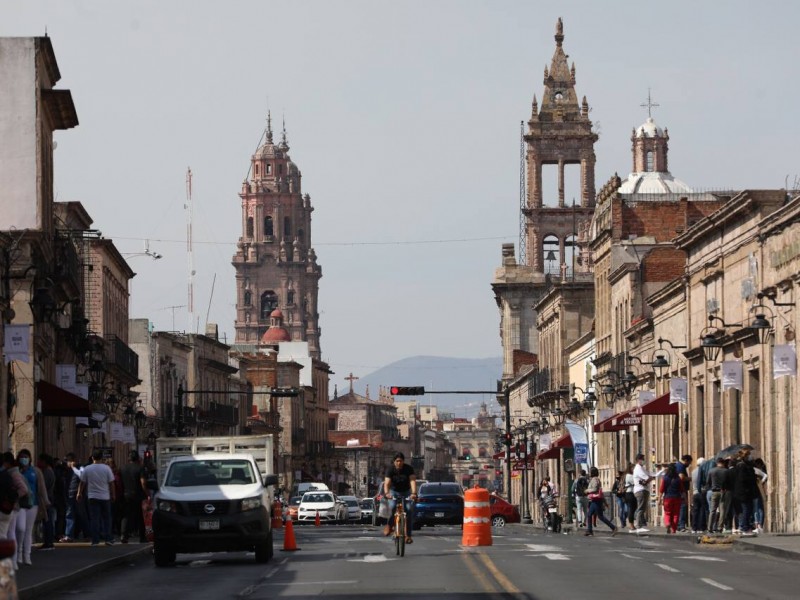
[2,1,799,396]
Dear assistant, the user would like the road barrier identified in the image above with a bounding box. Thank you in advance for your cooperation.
[462,487,492,546]
[271,500,283,529]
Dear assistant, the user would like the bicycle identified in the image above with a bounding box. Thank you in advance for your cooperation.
[390,495,414,557]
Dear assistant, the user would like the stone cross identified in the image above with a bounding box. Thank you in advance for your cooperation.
[344,372,359,394]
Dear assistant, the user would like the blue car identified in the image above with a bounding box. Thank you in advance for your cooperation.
[413,482,464,529]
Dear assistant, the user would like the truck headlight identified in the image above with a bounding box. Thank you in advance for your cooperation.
[157,499,178,513]
[241,497,262,512]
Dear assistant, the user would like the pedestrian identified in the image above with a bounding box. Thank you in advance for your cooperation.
[0,462,19,539]
[632,453,654,532]
[16,448,50,566]
[52,457,68,540]
[752,458,768,533]
[612,470,627,527]
[673,454,692,531]
[720,459,736,533]
[77,450,116,546]
[658,463,685,533]
[60,453,88,542]
[120,450,148,543]
[107,458,124,537]
[623,463,637,532]
[706,457,727,533]
[583,467,617,537]
[689,457,708,533]
[732,450,758,536]
[2,452,29,569]
[36,453,57,550]
[573,470,589,527]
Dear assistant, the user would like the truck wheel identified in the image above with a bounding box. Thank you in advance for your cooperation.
[154,544,175,567]
[255,530,273,563]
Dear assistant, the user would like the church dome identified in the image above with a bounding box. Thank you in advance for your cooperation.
[618,171,694,194]
[255,142,285,160]
[270,309,283,318]
[261,326,290,343]
[635,117,664,138]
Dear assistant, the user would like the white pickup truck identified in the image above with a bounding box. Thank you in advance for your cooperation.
[151,435,278,567]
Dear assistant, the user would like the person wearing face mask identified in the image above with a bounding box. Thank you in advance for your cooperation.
[15,448,50,566]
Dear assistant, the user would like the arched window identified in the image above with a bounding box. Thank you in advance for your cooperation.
[260,291,278,320]
[283,217,291,237]
[646,151,654,172]
[243,290,252,306]
[255,164,259,176]
[287,290,295,305]
[297,228,304,244]
[246,217,254,238]
[264,216,274,237]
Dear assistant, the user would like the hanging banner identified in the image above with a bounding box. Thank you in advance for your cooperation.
[669,378,688,404]
[596,408,613,422]
[574,443,589,464]
[721,361,743,391]
[538,433,551,451]
[122,425,136,444]
[773,344,797,379]
[3,325,30,363]
[56,364,77,388]
[109,421,125,442]
[637,390,655,406]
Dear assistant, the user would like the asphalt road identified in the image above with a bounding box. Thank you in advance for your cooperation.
[42,524,799,599]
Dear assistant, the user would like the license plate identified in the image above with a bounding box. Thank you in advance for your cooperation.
[199,519,220,530]
[548,508,557,513]
[435,512,444,518]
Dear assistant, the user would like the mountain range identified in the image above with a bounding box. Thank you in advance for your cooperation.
[332,356,504,420]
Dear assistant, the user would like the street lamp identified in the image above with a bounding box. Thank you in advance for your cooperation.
[515,419,533,525]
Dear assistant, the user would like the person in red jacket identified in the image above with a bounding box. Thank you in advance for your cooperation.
[658,463,685,533]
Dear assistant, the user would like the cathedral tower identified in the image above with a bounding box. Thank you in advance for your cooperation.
[232,114,322,358]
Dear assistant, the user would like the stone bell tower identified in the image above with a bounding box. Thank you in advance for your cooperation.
[232,113,322,358]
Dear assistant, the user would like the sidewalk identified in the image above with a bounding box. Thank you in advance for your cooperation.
[507,522,800,561]
[16,540,152,600]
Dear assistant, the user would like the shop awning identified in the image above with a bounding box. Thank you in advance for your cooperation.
[594,408,641,433]
[536,446,560,461]
[37,381,91,417]
[638,392,679,416]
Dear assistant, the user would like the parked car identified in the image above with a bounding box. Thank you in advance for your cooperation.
[489,493,521,527]
[338,495,362,522]
[297,491,347,523]
[359,498,375,524]
[286,496,303,521]
[413,482,464,529]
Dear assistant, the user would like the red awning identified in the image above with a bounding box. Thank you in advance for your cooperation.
[594,409,641,433]
[536,446,560,461]
[551,433,573,449]
[37,381,91,417]
[637,392,679,416]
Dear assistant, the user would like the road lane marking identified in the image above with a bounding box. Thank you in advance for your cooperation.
[621,554,641,559]
[655,563,680,573]
[525,544,563,552]
[348,554,391,563]
[701,578,734,591]
[675,555,726,561]
[261,581,359,586]
[461,551,500,595]
[475,552,524,595]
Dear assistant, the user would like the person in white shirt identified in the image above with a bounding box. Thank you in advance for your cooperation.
[632,453,654,531]
[77,450,116,546]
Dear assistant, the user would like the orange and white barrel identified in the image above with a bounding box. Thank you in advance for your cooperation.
[271,500,283,529]
[462,487,492,546]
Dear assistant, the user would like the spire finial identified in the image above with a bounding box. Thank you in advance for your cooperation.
[640,88,660,118]
[266,110,273,143]
[281,116,289,149]
[555,17,564,46]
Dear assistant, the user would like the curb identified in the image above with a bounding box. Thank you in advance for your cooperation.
[19,546,152,600]
[732,540,800,562]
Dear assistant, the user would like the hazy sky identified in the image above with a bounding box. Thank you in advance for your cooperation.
[3,1,799,392]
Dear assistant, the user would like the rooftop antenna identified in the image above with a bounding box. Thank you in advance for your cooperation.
[186,167,195,333]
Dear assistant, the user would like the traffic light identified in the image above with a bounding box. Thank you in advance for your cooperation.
[389,386,425,396]
[502,432,513,446]
[464,453,472,461]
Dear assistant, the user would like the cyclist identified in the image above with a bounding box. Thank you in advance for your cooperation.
[382,452,417,543]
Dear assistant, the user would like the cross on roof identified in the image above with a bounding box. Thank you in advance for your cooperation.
[344,372,359,394]
[640,88,660,118]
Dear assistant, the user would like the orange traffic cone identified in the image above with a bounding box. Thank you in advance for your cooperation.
[281,518,299,552]
[315,511,321,527]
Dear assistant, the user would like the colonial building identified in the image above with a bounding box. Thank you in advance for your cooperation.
[232,115,322,358]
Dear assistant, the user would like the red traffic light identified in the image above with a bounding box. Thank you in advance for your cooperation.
[389,386,425,396]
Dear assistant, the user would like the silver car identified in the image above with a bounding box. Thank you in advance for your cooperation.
[338,495,362,522]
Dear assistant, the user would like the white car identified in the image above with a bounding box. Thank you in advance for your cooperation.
[338,495,362,522]
[297,491,347,523]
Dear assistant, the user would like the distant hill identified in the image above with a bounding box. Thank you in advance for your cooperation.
[332,356,504,420]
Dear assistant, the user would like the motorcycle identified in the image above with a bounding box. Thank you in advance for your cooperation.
[540,493,562,533]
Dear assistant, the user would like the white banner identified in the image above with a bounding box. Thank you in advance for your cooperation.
[721,361,743,391]
[669,378,688,404]
[109,421,125,442]
[56,364,77,388]
[3,325,30,363]
[637,390,655,406]
[773,344,797,379]
[122,425,136,444]
[538,433,551,451]
[596,409,613,422]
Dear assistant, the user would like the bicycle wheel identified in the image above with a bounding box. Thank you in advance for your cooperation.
[397,514,406,557]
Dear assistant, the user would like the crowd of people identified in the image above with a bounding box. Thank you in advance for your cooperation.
[569,448,767,536]
[0,448,151,571]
